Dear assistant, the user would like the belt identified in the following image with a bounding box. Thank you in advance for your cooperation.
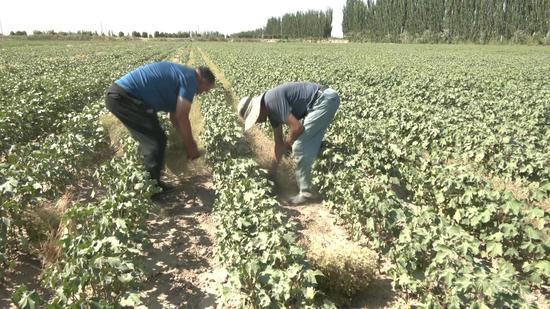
[308,85,329,110]
[108,83,155,113]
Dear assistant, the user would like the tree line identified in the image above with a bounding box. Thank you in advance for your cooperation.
[232,9,333,39]
[343,0,550,44]
[5,30,225,40]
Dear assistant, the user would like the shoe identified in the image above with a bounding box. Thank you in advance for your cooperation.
[151,192,163,202]
[289,191,318,205]
[152,181,177,201]
[158,181,177,193]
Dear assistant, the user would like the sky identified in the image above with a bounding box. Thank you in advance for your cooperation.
[0,0,344,37]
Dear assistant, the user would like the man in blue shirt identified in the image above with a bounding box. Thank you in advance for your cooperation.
[105,62,215,193]
[238,82,340,205]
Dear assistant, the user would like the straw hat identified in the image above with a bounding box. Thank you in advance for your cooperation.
[237,94,263,131]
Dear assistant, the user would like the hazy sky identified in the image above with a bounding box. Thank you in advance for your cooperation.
[0,0,344,37]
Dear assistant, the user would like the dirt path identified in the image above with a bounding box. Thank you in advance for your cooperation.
[0,253,44,308]
[134,48,221,308]
[279,202,396,309]
[2,48,221,308]
[137,172,219,309]
[197,46,396,308]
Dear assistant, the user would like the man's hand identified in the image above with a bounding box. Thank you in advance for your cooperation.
[268,160,279,180]
[172,96,201,160]
[274,142,288,163]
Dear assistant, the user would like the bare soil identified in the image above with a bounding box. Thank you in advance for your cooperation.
[137,48,222,308]
[0,253,45,308]
[137,171,221,309]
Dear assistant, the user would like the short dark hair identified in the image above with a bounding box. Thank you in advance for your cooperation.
[197,66,215,85]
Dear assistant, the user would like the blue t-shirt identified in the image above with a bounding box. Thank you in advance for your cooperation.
[115,62,197,112]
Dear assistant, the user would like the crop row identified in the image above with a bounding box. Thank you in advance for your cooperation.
[0,99,108,279]
[199,42,550,183]
[13,135,158,308]
[0,42,180,154]
[197,42,549,307]
[3,43,185,306]
[39,137,157,307]
[196,57,332,306]
[0,43,182,278]
[36,46,187,307]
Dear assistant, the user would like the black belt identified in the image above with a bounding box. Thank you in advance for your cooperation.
[108,83,154,112]
[308,85,329,109]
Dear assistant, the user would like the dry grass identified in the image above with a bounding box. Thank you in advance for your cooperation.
[541,199,550,212]
[307,241,377,300]
[287,204,379,304]
[100,113,128,155]
[26,191,74,268]
[491,177,529,201]
[164,48,209,178]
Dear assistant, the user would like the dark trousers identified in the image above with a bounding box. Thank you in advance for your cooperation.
[105,83,166,182]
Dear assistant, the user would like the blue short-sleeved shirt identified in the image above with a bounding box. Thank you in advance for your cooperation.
[115,62,197,112]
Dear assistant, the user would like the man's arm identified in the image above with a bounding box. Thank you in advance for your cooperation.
[284,113,304,146]
[272,113,304,163]
[273,125,285,163]
[169,96,200,160]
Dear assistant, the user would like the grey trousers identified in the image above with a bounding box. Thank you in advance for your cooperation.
[292,88,340,192]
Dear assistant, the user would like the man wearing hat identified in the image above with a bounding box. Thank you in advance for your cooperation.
[105,61,215,193]
[238,82,340,204]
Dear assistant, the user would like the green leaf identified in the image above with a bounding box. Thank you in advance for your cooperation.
[11,286,40,309]
[304,287,316,300]
[119,292,143,307]
[534,260,550,276]
[118,273,133,283]
[486,241,503,257]
[435,192,445,204]
[525,226,541,240]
